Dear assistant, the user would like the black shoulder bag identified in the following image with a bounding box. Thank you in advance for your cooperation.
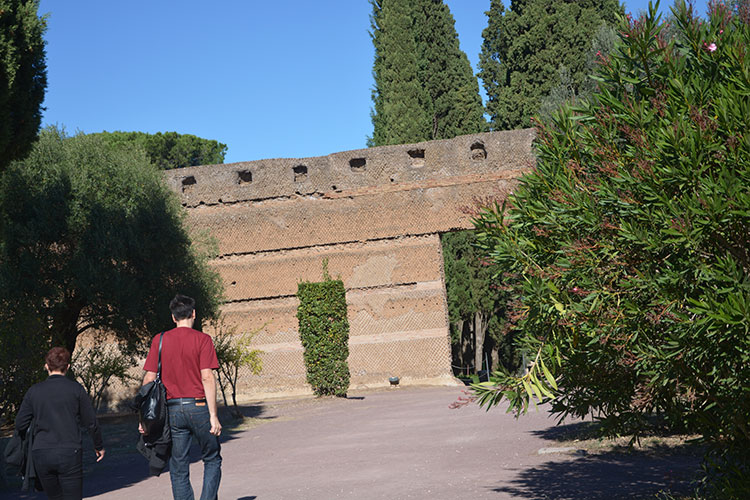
[135,332,167,443]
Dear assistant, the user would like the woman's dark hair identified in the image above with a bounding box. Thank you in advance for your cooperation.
[45,347,71,372]
[170,294,196,321]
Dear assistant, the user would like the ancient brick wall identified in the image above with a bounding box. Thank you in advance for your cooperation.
[164,129,535,400]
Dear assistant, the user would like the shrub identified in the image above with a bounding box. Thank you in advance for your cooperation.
[296,262,350,397]
[472,0,749,492]
[71,342,136,412]
[210,316,263,417]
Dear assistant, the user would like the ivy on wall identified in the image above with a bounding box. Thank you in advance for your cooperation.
[296,261,350,397]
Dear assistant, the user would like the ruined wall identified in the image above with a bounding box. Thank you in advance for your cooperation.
[164,129,535,400]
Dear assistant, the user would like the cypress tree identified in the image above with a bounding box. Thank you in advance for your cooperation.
[479,0,621,130]
[0,0,47,171]
[369,0,431,147]
[369,0,485,146]
[414,0,486,140]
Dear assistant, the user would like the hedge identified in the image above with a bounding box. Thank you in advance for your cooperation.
[296,265,350,397]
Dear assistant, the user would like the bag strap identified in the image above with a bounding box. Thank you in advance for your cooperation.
[156,332,164,381]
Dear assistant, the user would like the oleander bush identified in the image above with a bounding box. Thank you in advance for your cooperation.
[296,263,350,397]
[472,0,749,495]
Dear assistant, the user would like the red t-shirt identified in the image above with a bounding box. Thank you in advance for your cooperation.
[143,327,219,400]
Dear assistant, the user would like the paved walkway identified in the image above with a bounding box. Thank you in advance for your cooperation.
[4,386,701,499]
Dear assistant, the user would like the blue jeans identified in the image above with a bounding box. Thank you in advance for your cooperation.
[168,401,222,500]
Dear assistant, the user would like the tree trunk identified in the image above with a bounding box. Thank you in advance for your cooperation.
[490,347,499,373]
[52,295,85,355]
[474,310,488,375]
[453,319,464,373]
[216,369,229,406]
[230,366,241,418]
[230,366,239,409]
[460,320,473,375]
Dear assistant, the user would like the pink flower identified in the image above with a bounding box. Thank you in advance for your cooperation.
[707,42,717,52]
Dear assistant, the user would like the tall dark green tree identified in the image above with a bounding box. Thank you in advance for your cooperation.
[91,131,228,170]
[0,0,47,171]
[443,234,474,370]
[443,230,517,376]
[369,0,485,146]
[537,24,620,121]
[0,127,223,361]
[370,0,430,146]
[479,0,621,130]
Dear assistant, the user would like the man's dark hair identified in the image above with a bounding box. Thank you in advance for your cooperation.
[170,294,196,321]
[45,347,71,372]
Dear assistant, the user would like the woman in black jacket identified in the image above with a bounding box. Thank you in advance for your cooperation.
[15,347,105,500]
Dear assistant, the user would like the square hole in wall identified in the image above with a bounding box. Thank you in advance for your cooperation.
[293,165,308,182]
[470,142,487,161]
[349,158,366,172]
[181,175,197,192]
[408,149,425,168]
[237,170,253,184]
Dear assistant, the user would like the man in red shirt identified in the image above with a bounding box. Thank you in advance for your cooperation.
[141,294,222,500]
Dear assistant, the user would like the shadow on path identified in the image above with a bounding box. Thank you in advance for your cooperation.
[0,403,271,500]
[530,420,602,442]
[492,446,701,499]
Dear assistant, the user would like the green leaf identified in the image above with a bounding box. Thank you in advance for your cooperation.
[540,357,558,391]
[521,379,535,402]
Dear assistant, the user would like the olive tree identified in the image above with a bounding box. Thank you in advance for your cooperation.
[0,127,223,417]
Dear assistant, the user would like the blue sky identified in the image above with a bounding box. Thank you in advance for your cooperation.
[38,1,708,164]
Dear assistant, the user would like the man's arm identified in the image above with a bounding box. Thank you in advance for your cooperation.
[142,371,157,386]
[201,368,221,436]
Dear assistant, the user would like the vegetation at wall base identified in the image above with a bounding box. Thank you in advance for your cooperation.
[0,0,47,172]
[472,0,749,495]
[442,230,519,377]
[296,262,350,397]
[72,343,136,413]
[211,315,263,418]
[0,308,48,423]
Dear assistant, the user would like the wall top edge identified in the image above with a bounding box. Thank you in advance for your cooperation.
[164,129,536,207]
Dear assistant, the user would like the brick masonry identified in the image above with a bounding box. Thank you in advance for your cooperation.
[163,129,535,400]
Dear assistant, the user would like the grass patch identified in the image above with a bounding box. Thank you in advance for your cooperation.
[542,422,704,456]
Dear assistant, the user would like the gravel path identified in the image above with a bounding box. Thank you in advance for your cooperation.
[2,386,701,499]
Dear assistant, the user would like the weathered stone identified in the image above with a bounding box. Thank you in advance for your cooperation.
[166,129,535,398]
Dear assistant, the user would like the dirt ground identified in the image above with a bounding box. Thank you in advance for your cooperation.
[1,386,703,500]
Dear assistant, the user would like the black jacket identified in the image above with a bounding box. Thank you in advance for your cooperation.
[15,375,103,452]
[136,430,171,477]
[3,424,40,492]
